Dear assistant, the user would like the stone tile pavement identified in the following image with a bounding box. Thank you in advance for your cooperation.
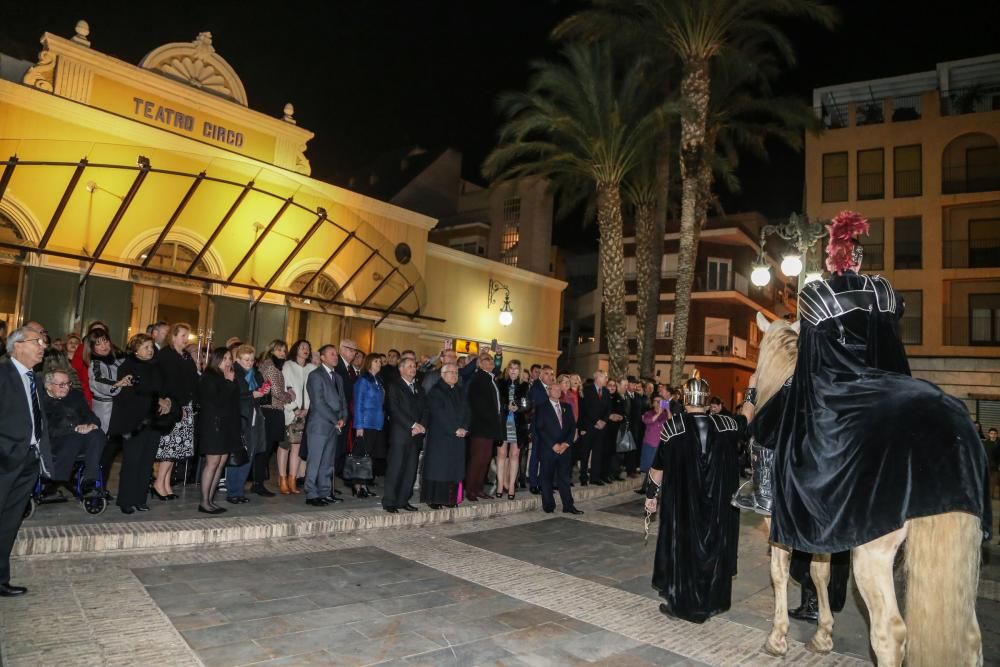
[3,490,999,666]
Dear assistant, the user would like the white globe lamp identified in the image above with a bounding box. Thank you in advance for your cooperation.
[780,254,803,277]
[751,264,771,287]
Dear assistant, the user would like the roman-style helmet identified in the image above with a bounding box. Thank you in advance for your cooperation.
[683,369,710,408]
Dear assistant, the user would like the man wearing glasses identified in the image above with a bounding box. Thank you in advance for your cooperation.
[40,369,105,498]
[0,325,55,597]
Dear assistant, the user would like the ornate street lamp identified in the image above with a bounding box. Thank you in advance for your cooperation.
[752,212,828,292]
[488,278,514,326]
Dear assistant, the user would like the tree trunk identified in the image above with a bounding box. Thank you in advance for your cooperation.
[596,182,629,380]
[635,201,656,378]
[639,120,672,379]
[670,59,710,386]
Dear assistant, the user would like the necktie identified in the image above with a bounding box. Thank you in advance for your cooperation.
[26,370,42,442]
[554,402,562,427]
[410,382,416,395]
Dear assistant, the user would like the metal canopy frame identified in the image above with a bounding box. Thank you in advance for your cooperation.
[0,156,433,325]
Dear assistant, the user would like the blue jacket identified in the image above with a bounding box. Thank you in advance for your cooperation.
[353,373,385,430]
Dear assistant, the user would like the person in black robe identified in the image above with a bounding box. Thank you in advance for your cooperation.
[758,211,989,555]
[421,364,470,508]
[645,373,751,624]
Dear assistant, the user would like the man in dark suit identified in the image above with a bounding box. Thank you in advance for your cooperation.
[382,357,428,513]
[532,382,582,515]
[576,370,610,485]
[625,377,647,477]
[304,345,348,506]
[0,326,55,596]
[40,368,104,493]
[526,365,555,494]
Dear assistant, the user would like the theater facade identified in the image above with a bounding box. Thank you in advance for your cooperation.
[0,23,565,366]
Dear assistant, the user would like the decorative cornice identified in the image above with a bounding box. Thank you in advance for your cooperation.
[139,32,248,106]
[22,35,55,92]
[426,243,568,291]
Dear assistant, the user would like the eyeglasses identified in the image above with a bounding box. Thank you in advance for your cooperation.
[47,381,70,388]
[18,338,46,346]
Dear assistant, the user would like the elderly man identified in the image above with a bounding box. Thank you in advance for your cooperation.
[421,363,470,508]
[146,321,169,351]
[0,326,55,596]
[526,365,556,494]
[533,382,582,515]
[304,345,348,506]
[383,356,428,513]
[40,369,104,496]
[421,345,459,393]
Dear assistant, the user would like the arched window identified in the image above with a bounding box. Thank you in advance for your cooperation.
[289,271,339,302]
[131,241,215,288]
[943,133,1000,194]
[0,211,28,262]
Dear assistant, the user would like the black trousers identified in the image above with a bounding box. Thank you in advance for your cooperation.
[100,435,123,487]
[117,429,159,509]
[50,430,104,482]
[0,448,39,584]
[540,447,575,512]
[575,429,598,483]
[252,450,271,485]
[582,428,608,482]
[383,438,419,509]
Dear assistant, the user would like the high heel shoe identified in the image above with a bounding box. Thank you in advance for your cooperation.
[150,487,169,501]
[495,489,503,498]
[278,476,291,495]
[508,494,516,501]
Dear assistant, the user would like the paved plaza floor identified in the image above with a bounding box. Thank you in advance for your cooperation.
[2,490,999,666]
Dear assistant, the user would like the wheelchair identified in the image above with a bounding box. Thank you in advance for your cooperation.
[23,458,109,519]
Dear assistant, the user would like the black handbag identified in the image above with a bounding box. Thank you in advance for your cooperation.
[227,434,250,467]
[343,454,373,480]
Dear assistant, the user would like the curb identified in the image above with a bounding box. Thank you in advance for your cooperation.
[13,479,642,558]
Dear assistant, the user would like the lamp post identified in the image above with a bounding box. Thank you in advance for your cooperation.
[750,212,828,297]
[488,278,513,326]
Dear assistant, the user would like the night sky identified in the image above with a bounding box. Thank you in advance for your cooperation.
[2,0,998,249]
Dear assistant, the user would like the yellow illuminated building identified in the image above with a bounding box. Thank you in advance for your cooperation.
[0,24,565,366]
[806,54,1000,416]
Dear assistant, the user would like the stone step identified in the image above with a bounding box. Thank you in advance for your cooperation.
[13,478,643,558]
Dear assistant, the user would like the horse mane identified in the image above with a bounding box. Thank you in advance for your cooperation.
[756,320,799,409]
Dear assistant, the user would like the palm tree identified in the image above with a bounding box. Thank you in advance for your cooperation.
[483,44,664,378]
[558,0,836,384]
[623,159,663,377]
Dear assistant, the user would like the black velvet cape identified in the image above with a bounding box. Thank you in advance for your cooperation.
[651,412,744,623]
[755,272,991,554]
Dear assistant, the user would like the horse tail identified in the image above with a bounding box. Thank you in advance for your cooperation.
[904,512,982,666]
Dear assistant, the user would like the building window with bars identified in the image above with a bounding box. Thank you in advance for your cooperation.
[894,144,922,197]
[822,152,849,202]
[857,148,884,200]
[501,197,520,266]
[897,290,922,345]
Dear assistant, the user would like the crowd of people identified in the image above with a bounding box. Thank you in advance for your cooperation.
[0,318,738,521]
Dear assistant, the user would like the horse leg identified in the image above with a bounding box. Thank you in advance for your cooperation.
[764,542,792,656]
[805,552,834,654]
[852,526,908,667]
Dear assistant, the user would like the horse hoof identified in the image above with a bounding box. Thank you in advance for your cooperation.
[762,641,787,657]
[805,639,832,655]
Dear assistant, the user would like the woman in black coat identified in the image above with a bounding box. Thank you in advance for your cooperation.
[466,353,504,502]
[421,366,470,508]
[496,360,529,499]
[603,379,627,484]
[109,334,172,514]
[153,323,199,500]
[196,347,240,514]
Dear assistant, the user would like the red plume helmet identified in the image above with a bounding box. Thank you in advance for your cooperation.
[824,210,869,274]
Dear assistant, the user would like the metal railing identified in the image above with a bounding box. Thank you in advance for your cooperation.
[891,95,922,121]
[894,168,922,197]
[941,85,1000,116]
[945,316,1000,346]
[855,102,885,126]
[943,239,1000,269]
[857,172,884,200]
[942,165,1000,194]
[823,175,848,202]
[894,242,922,269]
[899,317,922,345]
[864,243,884,271]
[819,103,849,129]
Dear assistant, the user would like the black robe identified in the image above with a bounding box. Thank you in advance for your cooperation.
[760,272,991,553]
[651,411,745,624]
[421,382,471,504]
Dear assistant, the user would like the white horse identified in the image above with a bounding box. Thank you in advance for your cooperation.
[753,313,982,666]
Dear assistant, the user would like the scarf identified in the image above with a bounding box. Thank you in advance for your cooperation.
[243,366,258,391]
[269,354,286,371]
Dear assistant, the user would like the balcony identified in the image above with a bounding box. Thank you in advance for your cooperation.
[942,165,1000,195]
[700,335,759,363]
[944,239,1000,269]
[855,102,885,127]
[940,85,1000,116]
[894,169,922,197]
[857,172,885,200]
[890,94,922,122]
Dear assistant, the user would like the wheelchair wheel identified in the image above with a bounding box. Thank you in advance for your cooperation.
[81,496,108,515]
[23,497,36,520]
